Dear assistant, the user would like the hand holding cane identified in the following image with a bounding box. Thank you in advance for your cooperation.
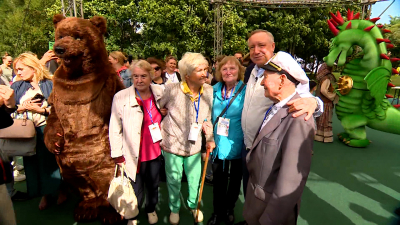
[195,145,212,223]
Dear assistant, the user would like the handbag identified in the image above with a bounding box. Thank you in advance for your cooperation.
[0,112,36,139]
[107,164,139,219]
[0,112,37,157]
[0,137,36,157]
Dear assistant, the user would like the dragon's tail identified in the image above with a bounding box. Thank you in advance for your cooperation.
[367,100,400,135]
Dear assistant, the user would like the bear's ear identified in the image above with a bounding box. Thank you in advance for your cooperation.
[53,14,65,29]
[89,16,107,35]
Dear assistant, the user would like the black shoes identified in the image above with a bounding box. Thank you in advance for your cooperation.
[207,210,235,225]
[226,210,235,225]
[207,213,223,225]
[11,191,30,201]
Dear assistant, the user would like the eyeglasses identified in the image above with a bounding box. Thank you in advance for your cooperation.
[154,67,161,71]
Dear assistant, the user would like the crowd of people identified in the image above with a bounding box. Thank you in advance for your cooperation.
[0,29,325,225]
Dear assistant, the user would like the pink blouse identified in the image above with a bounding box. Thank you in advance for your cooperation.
[136,95,162,163]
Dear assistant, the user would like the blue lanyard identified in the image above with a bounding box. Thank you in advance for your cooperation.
[193,91,201,123]
[259,105,274,133]
[223,85,235,118]
[263,105,274,122]
[136,89,154,124]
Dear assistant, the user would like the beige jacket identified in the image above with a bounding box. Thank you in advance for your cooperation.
[109,84,164,181]
[160,83,214,156]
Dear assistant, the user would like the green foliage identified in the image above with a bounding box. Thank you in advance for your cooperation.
[385,16,400,67]
[0,0,363,66]
[0,0,56,58]
[138,0,214,58]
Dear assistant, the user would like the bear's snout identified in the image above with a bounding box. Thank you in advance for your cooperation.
[54,46,66,55]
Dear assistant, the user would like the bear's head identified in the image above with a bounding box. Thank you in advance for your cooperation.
[53,14,108,75]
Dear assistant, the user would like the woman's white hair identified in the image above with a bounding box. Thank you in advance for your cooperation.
[178,52,208,81]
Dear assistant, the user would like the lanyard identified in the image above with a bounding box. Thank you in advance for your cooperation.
[136,89,154,124]
[258,105,274,133]
[193,91,201,123]
[263,105,274,122]
[223,85,235,118]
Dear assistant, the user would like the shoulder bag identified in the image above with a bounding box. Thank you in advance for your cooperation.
[108,164,139,219]
[213,83,245,127]
[0,112,37,157]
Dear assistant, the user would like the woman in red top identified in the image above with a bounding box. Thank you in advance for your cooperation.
[109,60,165,225]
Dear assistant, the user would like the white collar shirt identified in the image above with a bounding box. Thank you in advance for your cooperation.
[165,72,179,83]
[260,91,297,131]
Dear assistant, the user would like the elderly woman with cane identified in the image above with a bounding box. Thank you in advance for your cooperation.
[160,52,215,225]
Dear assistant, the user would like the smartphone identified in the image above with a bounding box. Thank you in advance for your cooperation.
[31,93,45,103]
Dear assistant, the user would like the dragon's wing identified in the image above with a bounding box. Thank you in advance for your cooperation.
[364,67,391,106]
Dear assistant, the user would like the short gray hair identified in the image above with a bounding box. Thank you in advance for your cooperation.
[247,29,275,43]
[178,52,208,81]
[130,60,155,79]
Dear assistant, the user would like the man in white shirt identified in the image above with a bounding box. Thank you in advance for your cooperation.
[241,30,323,197]
[1,55,13,84]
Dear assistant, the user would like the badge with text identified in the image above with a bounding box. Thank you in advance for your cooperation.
[149,123,162,143]
[188,123,201,141]
[217,117,230,137]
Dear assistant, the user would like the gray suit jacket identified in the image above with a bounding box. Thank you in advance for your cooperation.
[243,93,315,225]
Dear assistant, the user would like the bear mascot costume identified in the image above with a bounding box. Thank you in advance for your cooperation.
[44,14,125,224]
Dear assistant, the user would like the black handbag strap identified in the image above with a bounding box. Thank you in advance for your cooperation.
[213,83,245,128]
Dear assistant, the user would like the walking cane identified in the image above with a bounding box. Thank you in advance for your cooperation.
[195,146,212,223]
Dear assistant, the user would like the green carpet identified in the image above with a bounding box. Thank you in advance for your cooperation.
[12,114,400,225]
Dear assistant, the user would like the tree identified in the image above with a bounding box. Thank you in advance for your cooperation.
[46,0,141,56]
[138,0,214,59]
[0,0,56,58]
[385,16,400,68]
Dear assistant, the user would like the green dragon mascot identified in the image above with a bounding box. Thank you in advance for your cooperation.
[324,10,400,148]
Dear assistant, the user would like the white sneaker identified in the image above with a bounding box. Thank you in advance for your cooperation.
[13,170,26,182]
[148,211,158,224]
[169,212,179,224]
[13,164,24,171]
[127,220,137,225]
[192,209,203,222]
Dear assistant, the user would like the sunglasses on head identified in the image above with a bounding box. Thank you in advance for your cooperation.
[154,67,161,71]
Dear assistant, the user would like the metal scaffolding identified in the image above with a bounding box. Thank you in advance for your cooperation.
[210,0,383,58]
[214,2,224,59]
[61,0,84,18]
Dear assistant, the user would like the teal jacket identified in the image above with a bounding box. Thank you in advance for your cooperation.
[211,81,246,160]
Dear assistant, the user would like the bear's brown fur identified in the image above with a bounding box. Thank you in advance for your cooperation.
[44,14,125,224]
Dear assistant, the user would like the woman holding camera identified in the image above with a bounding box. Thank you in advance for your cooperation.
[11,53,64,210]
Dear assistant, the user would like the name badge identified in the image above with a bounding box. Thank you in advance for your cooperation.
[149,123,162,143]
[188,123,201,141]
[217,117,230,137]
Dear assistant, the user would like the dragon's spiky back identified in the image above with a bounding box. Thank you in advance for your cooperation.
[327,9,399,75]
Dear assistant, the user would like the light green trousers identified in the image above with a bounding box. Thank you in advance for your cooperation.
[163,151,201,213]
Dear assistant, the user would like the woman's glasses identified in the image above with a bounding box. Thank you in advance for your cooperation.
[154,67,161,71]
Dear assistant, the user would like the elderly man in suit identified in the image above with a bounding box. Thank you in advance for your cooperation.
[243,51,315,225]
